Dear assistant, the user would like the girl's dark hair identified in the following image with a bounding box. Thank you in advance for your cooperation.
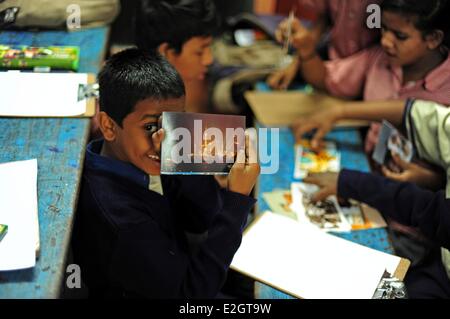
[382,0,450,47]
[135,0,220,53]
[98,49,185,127]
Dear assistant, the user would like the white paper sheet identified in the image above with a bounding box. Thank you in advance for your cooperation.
[0,72,88,117]
[231,212,403,299]
[0,159,38,271]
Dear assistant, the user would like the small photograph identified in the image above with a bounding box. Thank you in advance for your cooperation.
[262,190,297,221]
[294,139,341,179]
[290,183,351,232]
[161,112,246,175]
[304,198,343,230]
[373,120,413,171]
[387,131,413,163]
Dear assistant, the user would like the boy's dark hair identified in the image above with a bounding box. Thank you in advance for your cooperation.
[98,48,185,127]
[382,0,450,47]
[135,0,219,53]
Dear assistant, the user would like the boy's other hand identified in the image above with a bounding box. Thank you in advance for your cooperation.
[228,131,261,196]
[291,104,343,150]
[382,153,445,191]
[152,128,165,156]
[266,58,300,90]
[303,172,339,202]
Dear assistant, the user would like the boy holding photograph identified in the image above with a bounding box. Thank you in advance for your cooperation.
[73,49,260,298]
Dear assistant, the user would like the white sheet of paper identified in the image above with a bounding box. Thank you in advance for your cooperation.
[0,159,38,271]
[231,212,402,299]
[0,72,88,117]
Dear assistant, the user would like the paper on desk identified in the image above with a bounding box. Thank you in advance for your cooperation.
[0,72,88,117]
[231,212,406,299]
[0,159,39,271]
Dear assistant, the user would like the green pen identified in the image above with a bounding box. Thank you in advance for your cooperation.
[0,224,8,243]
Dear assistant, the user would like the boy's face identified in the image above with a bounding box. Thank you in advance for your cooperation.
[381,11,436,67]
[106,97,185,176]
[167,36,214,82]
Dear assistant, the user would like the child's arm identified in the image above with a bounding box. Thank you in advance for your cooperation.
[269,16,326,90]
[281,18,328,90]
[298,51,327,91]
[109,190,257,298]
[293,99,406,148]
[338,170,450,248]
[304,171,450,249]
[169,175,223,234]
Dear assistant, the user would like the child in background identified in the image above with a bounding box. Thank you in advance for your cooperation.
[290,0,450,154]
[135,0,218,113]
[90,0,218,138]
[73,49,260,298]
[267,0,382,90]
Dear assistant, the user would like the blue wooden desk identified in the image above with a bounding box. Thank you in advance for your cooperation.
[254,126,394,299]
[0,28,108,298]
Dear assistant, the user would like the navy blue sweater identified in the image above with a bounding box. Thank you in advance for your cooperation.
[338,169,450,250]
[72,140,256,298]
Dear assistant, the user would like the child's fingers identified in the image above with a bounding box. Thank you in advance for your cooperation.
[280,73,293,90]
[152,128,165,154]
[266,72,283,89]
[292,120,313,141]
[233,148,245,165]
[245,130,258,164]
[303,174,321,186]
[391,152,409,170]
[311,188,332,203]
[275,19,289,43]
[311,128,328,151]
[382,165,405,182]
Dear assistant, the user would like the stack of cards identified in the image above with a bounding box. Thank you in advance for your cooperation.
[289,182,386,232]
[290,183,351,232]
[294,139,341,179]
[373,120,413,172]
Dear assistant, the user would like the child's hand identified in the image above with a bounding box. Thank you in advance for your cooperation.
[303,172,339,202]
[151,128,165,156]
[275,18,318,57]
[291,103,344,150]
[266,58,300,90]
[228,131,261,196]
[382,153,445,191]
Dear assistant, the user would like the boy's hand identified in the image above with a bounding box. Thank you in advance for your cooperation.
[291,103,343,150]
[228,131,261,196]
[267,58,300,90]
[382,153,445,191]
[303,172,339,202]
[151,128,165,156]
